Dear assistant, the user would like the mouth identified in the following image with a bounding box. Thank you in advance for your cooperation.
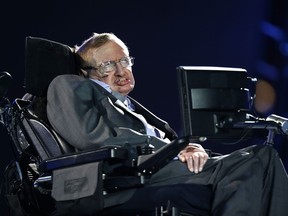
[115,77,130,86]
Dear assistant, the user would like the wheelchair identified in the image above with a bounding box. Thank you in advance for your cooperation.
[0,37,213,216]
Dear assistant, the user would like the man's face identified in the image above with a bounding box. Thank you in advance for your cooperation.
[89,41,135,96]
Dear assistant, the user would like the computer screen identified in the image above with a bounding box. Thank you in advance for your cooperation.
[177,66,252,140]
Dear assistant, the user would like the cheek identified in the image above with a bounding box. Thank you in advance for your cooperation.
[130,79,135,87]
[129,73,135,85]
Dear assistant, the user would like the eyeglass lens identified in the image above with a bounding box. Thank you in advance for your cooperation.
[100,57,134,74]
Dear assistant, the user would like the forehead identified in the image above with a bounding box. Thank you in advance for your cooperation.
[92,41,129,62]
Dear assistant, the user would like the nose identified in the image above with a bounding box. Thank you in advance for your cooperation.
[114,63,125,76]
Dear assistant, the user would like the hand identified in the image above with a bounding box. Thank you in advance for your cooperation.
[178,143,209,173]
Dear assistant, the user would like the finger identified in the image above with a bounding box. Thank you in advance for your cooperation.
[188,156,194,172]
[178,153,185,162]
[193,154,199,173]
[199,154,207,172]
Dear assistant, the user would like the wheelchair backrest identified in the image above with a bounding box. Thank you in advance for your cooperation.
[11,98,75,161]
[9,36,80,160]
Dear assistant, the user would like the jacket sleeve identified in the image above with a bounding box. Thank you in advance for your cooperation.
[47,74,114,150]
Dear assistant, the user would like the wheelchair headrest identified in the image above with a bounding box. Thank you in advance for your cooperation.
[24,36,79,97]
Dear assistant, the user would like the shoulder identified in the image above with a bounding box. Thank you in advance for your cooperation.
[48,74,96,92]
[50,74,87,86]
[48,74,108,100]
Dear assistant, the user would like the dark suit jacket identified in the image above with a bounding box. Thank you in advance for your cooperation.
[47,74,178,152]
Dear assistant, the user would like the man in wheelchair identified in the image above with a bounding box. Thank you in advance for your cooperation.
[1,32,288,216]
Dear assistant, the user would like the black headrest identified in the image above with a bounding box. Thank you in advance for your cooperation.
[24,36,78,96]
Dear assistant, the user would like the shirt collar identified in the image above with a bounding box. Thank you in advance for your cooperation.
[89,78,134,110]
[90,78,111,93]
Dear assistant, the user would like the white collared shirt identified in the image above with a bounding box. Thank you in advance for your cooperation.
[89,79,165,139]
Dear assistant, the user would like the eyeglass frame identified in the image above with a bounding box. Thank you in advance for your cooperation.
[83,56,135,75]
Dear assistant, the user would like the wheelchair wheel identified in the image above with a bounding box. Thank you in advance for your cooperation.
[1,160,53,216]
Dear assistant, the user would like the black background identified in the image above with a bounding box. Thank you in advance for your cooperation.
[1,0,288,214]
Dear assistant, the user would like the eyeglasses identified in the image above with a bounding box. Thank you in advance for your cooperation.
[84,56,135,75]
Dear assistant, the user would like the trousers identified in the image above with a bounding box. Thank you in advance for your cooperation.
[104,145,288,216]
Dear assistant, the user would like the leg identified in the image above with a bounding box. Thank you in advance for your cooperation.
[103,145,288,216]
[102,183,212,216]
[210,145,288,216]
[148,145,288,216]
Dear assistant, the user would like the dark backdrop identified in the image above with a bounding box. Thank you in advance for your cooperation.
[1,0,288,214]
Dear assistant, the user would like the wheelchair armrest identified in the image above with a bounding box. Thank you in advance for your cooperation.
[37,146,146,193]
[39,146,128,172]
[136,136,202,174]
